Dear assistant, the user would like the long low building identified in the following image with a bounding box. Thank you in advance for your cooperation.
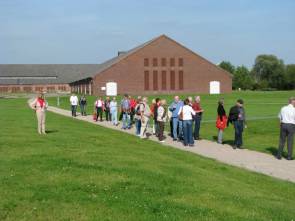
[0,35,232,95]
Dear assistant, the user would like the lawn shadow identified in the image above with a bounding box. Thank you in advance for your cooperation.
[223,140,235,146]
[265,146,289,158]
[46,130,59,134]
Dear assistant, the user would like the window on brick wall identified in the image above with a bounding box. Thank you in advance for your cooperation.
[170,71,175,90]
[161,58,166,67]
[23,86,32,92]
[153,70,158,90]
[11,87,20,93]
[179,70,184,90]
[179,58,184,67]
[161,70,167,90]
[170,58,175,67]
[144,70,149,90]
[0,87,8,93]
[35,87,43,92]
[152,58,158,67]
[47,86,55,92]
[144,58,149,67]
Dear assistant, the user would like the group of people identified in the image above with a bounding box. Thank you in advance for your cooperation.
[29,93,294,161]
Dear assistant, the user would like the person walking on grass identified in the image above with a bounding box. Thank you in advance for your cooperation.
[134,97,142,136]
[216,98,227,144]
[157,99,167,142]
[30,93,48,134]
[110,97,118,126]
[121,94,131,129]
[79,95,87,116]
[192,96,204,140]
[277,97,295,160]
[70,93,78,117]
[95,97,104,122]
[178,98,196,146]
[104,97,111,122]
[140,97,151,139]
[169,96,184,141]
[228,99,246,149]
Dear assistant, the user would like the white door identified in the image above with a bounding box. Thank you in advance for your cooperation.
[106,82,117,96]
[210,81,220,94]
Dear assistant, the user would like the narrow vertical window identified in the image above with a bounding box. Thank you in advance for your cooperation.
[161,70,167,90]
[144,58,149,67]
[161,58,166,67]
[170,70,175,90]
[179,58,183,67]
[153,58,158,67]
[179,70,184,90]
[153,70,158,90]
[170,58,175,67]
[144,70,149,90]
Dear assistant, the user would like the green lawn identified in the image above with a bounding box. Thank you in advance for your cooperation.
[47,90,295,157]
[0,98,295,220]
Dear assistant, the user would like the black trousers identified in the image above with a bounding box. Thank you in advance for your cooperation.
[278,123,295,159]
[105,110,111,121]
[158,121,165,141]
[96,107,103,121]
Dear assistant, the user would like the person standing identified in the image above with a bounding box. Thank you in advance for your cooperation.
[70,93,78,117]
[134,97,142,136]
[157,99,167,142]
[140,97,151,139]
[121,94,131,129]
[129,96,137,124]
[104,97,111,122]
[95,97,104,122]
[228,99,246,149]
[30,93,48,134]
[216,98,227,144]
[153,98,161,137]
[169,96,184,141]
[110,97,118,126]
[192,96,204,140]
[79,95,87,116]
[178,99,196,146]
[277,97,295,160]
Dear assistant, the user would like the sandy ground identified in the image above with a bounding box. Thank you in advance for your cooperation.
[48,106,295,183]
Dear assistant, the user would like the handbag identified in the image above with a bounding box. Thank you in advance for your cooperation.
[178,107,183,120]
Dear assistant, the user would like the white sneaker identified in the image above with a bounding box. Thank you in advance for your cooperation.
[160,140,165,143]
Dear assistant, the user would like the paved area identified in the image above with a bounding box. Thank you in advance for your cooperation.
[48,106,295,183]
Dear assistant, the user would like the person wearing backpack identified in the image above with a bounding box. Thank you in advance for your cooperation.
[228,99,246,149]
[134,96,142,136]
[121,94,131,129]
[216,98,227,144]
[157,99,167,142]
[140,97,151,139]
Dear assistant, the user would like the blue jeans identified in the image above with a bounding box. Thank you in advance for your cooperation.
[172,117,183,139]
[135,119,141,135]
[233,120,244,147]
[122,112,131,129]
[71,105,77,116]
[183,120,194,145]
[193,115,201,139]
[111,109,117,125]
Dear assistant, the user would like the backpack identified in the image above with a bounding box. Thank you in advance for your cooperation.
[136,103,144,115]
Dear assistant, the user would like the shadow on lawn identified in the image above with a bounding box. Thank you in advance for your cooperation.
[46,130,59,134]
[212,136,235,146]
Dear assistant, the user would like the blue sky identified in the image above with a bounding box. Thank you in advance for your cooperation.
[0,0,294,67]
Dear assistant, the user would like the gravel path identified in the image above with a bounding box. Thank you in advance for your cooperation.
[48,106,295,183]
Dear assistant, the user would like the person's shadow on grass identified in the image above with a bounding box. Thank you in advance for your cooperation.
[45,130,58,134]
[212,135,235,146]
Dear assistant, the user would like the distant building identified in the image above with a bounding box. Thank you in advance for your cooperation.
[0,35,232,95]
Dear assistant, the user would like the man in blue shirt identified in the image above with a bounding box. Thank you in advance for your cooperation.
[169,96,184,141]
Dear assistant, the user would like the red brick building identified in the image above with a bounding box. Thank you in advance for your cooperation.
[0,35,232,95]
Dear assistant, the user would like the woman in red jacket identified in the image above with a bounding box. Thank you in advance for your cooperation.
[216,99,227,144]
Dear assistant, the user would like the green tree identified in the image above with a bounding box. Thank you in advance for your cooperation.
[218,61,235,74]
[285,64,295,90]
[233,66,254,90]
[252,55,285,89]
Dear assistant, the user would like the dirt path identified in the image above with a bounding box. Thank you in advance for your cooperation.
[48,106,295,183]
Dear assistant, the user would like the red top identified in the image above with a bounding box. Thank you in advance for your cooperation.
[192,102,202,112]
[38,98,45,108]
[130,99,137,109]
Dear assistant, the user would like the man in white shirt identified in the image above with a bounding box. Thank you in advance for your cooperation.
[277,97,295,160]
[70,93,79,117]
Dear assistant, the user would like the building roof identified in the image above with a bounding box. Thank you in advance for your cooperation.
[0,64,100,85]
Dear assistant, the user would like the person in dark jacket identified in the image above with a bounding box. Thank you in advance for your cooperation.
[228,99,246,149]
[104,97,111,121]
[216,98,227,144]
[79,95,87,116]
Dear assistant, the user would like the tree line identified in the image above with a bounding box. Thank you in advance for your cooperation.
[218,55,295,90]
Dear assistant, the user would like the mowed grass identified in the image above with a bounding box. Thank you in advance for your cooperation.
[0,98,295,221]
[47,90,295,157]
